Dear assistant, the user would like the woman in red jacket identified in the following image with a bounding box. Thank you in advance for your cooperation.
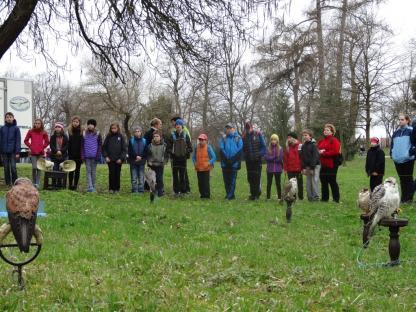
[283,132,303,200]
[317,124,340,203]
[24,119,50,187]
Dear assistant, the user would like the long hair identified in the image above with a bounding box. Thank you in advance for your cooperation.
[108,122,121,135]
[68,116,82,135]
[32,118,44,132]
[268,134,280,155]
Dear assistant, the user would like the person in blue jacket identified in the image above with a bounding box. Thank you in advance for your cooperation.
[128,126,147,193]
[391,114,414,203]
[0,112,21,186]
[219,123,243,200]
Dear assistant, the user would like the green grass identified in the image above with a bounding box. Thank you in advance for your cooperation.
[0,157,415,311]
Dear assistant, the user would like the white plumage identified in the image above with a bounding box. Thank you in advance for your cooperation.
[283,178,298,222]
[357,188,371,214]
[144,168,157,202]
[367,177,400,240]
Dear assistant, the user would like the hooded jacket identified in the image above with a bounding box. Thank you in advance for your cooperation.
[50,131,69,160]
[102,133,127,161]
[391,125,414,164]
[24,128,49,156]
[283,138,301,172]
[301,140,320,169]
[317,135,341,169]
[0,119,21,154]
[219,130,243,170]
[366,145,385,176]
[128,136,147,164]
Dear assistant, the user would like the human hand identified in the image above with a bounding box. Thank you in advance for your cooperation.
[105,157,111,163]
[116,159,122,164]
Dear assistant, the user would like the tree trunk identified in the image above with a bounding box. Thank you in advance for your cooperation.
[334,0,348,104]
[123,113,131,139]
[0,0,38,59]
[293,64,301,131]
[316,0,326,105]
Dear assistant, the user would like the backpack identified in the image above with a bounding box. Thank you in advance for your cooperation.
[331,138,343,167]
[172,132,188,158]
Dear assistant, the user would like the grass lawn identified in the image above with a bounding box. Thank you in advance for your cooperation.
[0,156,415,311]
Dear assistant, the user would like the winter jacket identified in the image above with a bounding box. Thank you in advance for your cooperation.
[167,130,193,161]
[265,145,283,173]
[82,130,102,160]
[366,146,385,176]
[102,133,127,161]
[283,139,301,172]
[301,140,320,169]
[0,120,21,154]
[317,135,341,169]
[192,143,216,171]
[68,127,83,160]
[128,136,147,165]
[219,130,243,170]
[171,126,192,140]
[146,141,168,167]
[24,129,49,156]
[242,130,266,161]
[390,125,414,164]
[50,132,69,160]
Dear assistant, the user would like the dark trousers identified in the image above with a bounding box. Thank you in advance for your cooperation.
[395,161,414,203]
[222,168,238,199]
[1,153,17,186]
[108,161,122,191]
[172,159,187,194]
[246,160,262,198]
[52,158,65,187]
[287,172,303,200]
[68,159,82,189]
[197,171,210,198]
[267,172,281,199]
[320,166,339,202]
[149,165,164,196]
[370,175,383,192]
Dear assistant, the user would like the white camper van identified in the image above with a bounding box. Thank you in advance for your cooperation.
[0,78,34,156]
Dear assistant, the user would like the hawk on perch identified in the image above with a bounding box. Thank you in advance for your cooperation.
[3,178,43,252]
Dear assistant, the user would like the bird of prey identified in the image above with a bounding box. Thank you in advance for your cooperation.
[5,178,42,252]
[144,168,157,203]
[357,188,371,214]
[283,178,298,222]
[367,177,400,242]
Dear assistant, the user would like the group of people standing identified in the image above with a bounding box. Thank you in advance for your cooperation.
[1,111,344,203]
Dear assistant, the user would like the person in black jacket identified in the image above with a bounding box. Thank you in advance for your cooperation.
[167,119,192,196]
[67,116,83,190]
[50,122,69,187]
[301,129,321,201]
[365,137,385,191]
[102,122,127,193]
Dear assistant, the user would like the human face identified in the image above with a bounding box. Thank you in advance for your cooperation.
[5,114,14,124]
[175,124,182,132]
[87,124,95,131]
[153,134,161,143]
[225,127,233,135]
[303,133,311,142]
[34,120,42,129]
[323,127,332,136]
[55,126,62,134]
[271,139,277,145]
[199,139,207,145]
[72,119,80,128]
[111,125,118,134]
[134,129,142,138]
[398,115,408,127]
[370,142,378,147]
[157,121,163,130]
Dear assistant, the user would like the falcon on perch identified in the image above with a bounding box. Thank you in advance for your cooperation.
[283,178,298,222]
[366,177,400,242]
[3,178,43,252]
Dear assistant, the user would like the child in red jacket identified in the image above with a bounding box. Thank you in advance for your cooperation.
[283,132,303,200]
[24,119,49,187]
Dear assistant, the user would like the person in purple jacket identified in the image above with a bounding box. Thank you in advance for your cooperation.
[265,134,284,200]
[81,119,102,192]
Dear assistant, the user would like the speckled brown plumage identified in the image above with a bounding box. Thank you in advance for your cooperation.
[6,183,39,219]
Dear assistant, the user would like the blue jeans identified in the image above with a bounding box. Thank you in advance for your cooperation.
[222,168,238,199]
[2,153,17,186]
[130,163,145,192]
[85,158,97,190]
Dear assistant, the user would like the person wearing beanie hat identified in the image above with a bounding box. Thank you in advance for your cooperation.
[242,121,266,200]
[128,126,146,193]
[168,118,192,196]
[192,133,216,198]
[284,131,303,200]
[50,121,69,187]
[366,136,385,191]
[82,118,102,192]
[317,124,341,203]
[219,123,243,200]
[0,112,21,186]
[67,116,83,191]
[265,134,284,200]
[301,129,320,201]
